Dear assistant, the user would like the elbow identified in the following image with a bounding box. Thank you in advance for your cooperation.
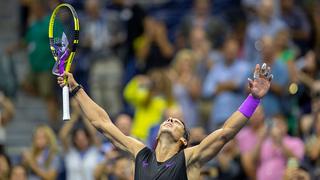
[90,108,109,129]
[92,114,110,134]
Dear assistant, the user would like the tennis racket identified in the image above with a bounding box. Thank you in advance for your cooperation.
[48,3,79,121]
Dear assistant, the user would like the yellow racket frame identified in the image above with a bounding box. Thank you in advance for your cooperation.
[48,3,79,82]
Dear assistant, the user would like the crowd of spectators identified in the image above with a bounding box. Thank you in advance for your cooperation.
[1,0,320,179]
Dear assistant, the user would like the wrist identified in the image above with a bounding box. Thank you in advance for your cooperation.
[238,94,261,118]
[70,84,83,97]
[69,83,79,92]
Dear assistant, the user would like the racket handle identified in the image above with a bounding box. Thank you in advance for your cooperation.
[62,86,70,121]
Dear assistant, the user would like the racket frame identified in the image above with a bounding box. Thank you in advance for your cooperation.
[48,3,79,121]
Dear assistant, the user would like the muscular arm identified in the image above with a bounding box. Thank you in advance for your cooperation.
[74,88,145,157]
[185,111,248,165]
[58,73,145,157]
[0,94,14,126]
[185,63,272,166]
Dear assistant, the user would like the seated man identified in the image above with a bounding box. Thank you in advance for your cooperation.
[57,63,272,180]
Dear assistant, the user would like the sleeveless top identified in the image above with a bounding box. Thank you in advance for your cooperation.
[135,147,188,180]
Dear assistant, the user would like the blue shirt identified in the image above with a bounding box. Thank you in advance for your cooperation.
[173,83,198,128]
[203,60,250,128]
[244,18,286,64]
[261,60,289,117]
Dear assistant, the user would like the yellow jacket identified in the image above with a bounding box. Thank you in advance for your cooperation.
[124,78,175,141]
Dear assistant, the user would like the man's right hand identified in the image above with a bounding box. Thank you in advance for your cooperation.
[57,72,78,91]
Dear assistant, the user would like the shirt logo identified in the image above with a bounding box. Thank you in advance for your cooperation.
[142,160,149,168]
[165,162,175,168]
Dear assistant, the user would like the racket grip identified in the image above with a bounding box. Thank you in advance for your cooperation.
[62,86,70,121]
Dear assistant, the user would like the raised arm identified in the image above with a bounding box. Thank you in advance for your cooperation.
[185,63,273,166]
[58,105,81,151]
[57,73,145,157]
[0,92,14,126]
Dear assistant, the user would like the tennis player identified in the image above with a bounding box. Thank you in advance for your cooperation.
[57,63,273,180]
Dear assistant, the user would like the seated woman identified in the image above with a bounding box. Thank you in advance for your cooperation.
[22,125,59,180]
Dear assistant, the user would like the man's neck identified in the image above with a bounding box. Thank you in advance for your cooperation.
[155,134,180,162]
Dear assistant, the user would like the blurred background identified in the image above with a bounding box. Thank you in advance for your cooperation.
[0,0,320,179]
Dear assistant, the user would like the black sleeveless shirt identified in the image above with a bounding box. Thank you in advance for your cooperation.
[135,147,188,180]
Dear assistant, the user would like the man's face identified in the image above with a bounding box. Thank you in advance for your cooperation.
[272,117,288,136]
[223,39,239,63]
[260,36,275,63]
[194,0,210,17]
[34,129,48,149]
[74,130,89,150]
[158,117,186,142]
[281,0,294,11]
[115,115,132,136]
[259,0,274,20]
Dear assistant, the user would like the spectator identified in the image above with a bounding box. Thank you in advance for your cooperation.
[303,84,320,179]
[304,113,320,179]
[188,126,206,147]
[23,0,59,124]
[257,115,305,180]
[274,29,298,83]
[203,37,250,130]
[0,152,11,180]
[94,114,133,180]
[296,51,320,114]
[236,105,267,180]
[59,100,101,180]
[10,165,28,180]
[280,0,311,55]
[188,26,214,81]
[202,140,244,180]
[106,0,146,86]
[76,0,109,93]
[101,114,132,159]
[112,155,134,180]
[0,91,14,153]
[134,17,174,73]
[283,162,311,180]
[22,125,59,180]
[258,35,289,117]
[244,0,286,65]
[83,0,123,117]
[170,50,201,128]
[176,0,228,50]
[124,68,176,141]
[95,154,134,180]
[242,0,280,21]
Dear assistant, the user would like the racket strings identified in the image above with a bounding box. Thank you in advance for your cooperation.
[51,6,76,75]
[53,7,75,50]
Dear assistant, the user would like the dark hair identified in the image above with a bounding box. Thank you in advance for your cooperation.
[71,127,92,148]
[179,120,190,150]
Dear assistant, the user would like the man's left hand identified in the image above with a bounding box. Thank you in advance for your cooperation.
[248,63,273,99]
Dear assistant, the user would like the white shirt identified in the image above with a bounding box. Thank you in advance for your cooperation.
[65,146,101,180]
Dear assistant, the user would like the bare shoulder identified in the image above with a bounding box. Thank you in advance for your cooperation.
[126,136,147,158]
